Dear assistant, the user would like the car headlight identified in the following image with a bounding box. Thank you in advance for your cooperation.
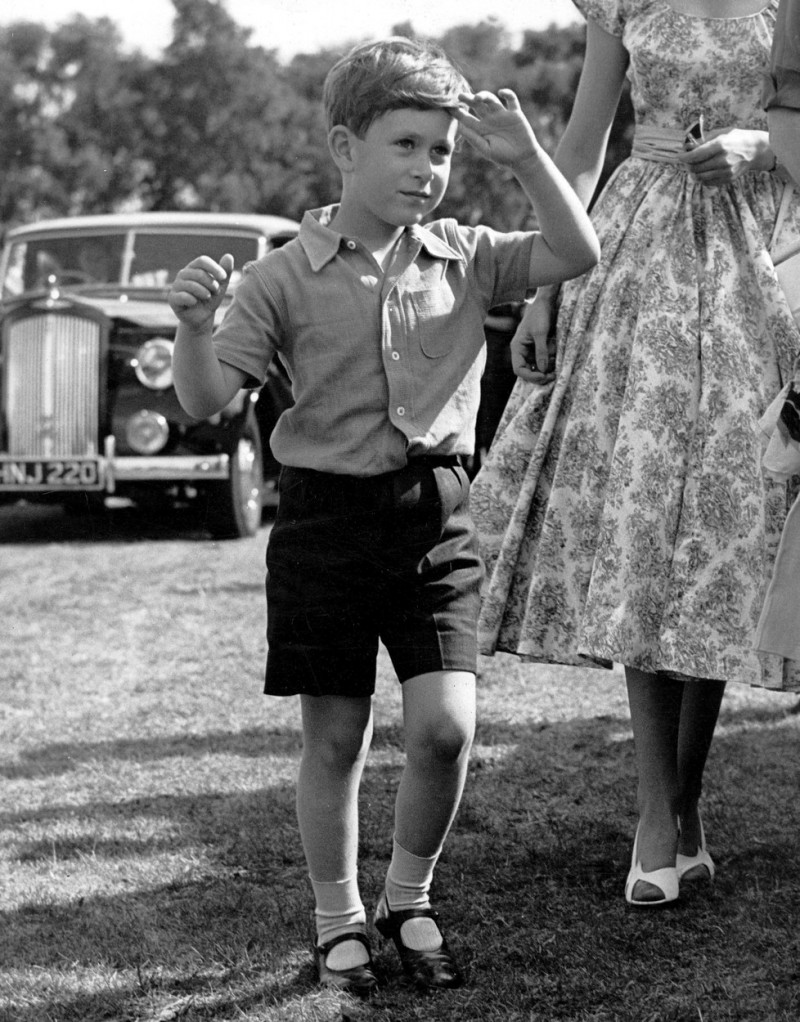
[125,410,170,454]
[134,337,174,389]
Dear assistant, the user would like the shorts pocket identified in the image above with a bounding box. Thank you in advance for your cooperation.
[438,463,469,521]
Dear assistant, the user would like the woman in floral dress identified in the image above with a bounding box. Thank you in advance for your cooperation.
[472,0,800,906]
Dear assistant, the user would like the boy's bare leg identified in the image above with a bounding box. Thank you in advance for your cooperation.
[297,694,374,966]
[376,670,474,957]
[395,670,476,857]
[370,669,474,990]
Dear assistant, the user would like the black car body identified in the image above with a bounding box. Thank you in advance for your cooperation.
[0,212,299,537]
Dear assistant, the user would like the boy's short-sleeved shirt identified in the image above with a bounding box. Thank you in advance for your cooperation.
[764,0,800,111]
[212,205,535,476]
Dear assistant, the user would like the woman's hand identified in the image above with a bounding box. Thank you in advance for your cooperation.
[679,129,774,184]
[510,289,558,384]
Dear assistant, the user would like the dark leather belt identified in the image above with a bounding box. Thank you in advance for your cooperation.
[409,455,462,468]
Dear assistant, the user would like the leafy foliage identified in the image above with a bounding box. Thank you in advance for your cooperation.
[0,0,633,230]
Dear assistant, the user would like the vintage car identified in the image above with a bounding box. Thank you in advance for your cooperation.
[0,211,299,537]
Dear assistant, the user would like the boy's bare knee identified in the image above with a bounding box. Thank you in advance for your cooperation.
[305,720,371,769]
[301,695,372,770]
[408,716,474,767]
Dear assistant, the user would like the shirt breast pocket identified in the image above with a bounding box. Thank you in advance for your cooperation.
[409,289,458,359]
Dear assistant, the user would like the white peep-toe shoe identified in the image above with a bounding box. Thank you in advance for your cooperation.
[676,815,715,883]
[624,824,679,907]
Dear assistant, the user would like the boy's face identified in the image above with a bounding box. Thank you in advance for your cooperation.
[345,107,458,229]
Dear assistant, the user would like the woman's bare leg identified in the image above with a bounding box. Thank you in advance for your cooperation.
[625,668,682,900]
[676,679,726,854]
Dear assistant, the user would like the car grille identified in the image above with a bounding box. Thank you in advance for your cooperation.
[3,312,101,457]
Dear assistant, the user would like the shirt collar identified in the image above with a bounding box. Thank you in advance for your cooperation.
[298,206,343,272]
[299,205,464,272]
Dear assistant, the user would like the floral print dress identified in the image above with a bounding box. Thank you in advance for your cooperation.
[473,0,800,689]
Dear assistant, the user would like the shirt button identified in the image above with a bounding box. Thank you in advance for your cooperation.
[397,407,405,416]
[346,240,356,250]
[391,351,400,361]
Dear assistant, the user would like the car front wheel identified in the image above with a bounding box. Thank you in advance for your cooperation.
[204,416,264,539]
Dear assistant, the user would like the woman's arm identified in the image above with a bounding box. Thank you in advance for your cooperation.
[769,108,800,185]
[549,18,630,207]
[512,19,629,381]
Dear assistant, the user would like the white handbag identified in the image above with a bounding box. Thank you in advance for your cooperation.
[769,182,800,326]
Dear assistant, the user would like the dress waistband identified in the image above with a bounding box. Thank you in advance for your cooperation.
[630,126,689,165]
[630,126,789,177]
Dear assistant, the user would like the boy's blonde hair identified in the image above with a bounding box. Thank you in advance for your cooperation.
[323,37,469,138]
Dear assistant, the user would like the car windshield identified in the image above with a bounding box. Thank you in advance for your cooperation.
[1,230,262,298]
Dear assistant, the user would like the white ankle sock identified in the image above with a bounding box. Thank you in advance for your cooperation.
[310,875,368,968]
[384,837,442,952]
[385,836,439,909]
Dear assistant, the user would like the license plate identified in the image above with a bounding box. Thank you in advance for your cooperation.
[0,458,104,490]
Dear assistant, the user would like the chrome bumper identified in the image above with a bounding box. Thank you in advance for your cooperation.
[104,437,228,490]
[0,440,229,493]
[109,454,229,485]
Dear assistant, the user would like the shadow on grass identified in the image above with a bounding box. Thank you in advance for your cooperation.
[2,694,794,783]
[0,499,277,544]
[2,695,799,1019]
[0,727,303,781]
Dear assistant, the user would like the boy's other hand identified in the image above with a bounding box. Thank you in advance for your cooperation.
[455,89,539,169]
[169,253,234,328]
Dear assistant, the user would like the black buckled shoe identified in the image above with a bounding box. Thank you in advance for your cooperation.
[314,931,378,997]
[374,895,463,991]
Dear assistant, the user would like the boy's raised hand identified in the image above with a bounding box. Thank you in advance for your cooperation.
[455,89,539,168]
[169,253,234,328]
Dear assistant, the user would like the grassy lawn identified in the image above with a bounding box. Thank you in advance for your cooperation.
[1,504,799,1022]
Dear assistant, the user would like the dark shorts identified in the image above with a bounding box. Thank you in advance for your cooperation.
[265,457,483,697]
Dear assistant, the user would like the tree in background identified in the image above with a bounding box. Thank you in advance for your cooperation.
[0,17,151,223]
[0,0,633,231]
[138,0,301,211]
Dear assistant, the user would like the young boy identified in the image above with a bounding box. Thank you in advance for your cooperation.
[169,37,598,996]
